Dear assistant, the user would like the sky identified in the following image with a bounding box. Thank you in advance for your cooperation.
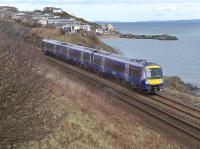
[1,0,200,22]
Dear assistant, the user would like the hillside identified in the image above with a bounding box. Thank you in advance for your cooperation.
[0,24,186,149]
[0,20,115,53]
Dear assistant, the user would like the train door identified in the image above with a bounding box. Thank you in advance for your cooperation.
[60,45,62,56]
[101,57,105,72]
[124,63,129,81]
[129,66,141,86]
[53,44,56,54]
[67,47,70,58]
[81,51,84,64]
[91,51,96,66]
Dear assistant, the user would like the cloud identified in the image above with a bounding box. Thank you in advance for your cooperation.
[157,5,177,11]
[1,0,200,5]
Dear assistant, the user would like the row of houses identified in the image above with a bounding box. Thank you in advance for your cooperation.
[0,6,59,21]
[0,6,115,34]
[0,6,92,32]
[39,18,91,32]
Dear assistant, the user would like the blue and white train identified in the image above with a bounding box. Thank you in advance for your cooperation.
[42,39,164,93]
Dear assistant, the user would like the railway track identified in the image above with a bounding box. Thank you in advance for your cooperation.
[149,94,200,120]
[46,56,200,145]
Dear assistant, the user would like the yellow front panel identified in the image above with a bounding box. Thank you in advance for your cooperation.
[145,65,161,69]
[147,79,162,85]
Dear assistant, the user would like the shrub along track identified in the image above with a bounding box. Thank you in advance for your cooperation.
[45,55,200,147]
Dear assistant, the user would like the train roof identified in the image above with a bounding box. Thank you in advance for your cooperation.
[94,51,158,68]
[43,38,160,68]
[43,38,96,53]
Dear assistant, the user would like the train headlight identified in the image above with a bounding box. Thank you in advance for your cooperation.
[145,80,149,84]
[160,79,163,84]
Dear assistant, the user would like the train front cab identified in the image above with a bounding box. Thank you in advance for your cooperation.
[141,65,164,93]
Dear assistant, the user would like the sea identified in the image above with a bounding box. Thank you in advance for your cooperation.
[101,21,200,86]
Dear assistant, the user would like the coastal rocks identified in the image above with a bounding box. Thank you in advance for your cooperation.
[120,33,178,40]
[158,34,178,40]
[164,76,200,96]
[119,34,135,38]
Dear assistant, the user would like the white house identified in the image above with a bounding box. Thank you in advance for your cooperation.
[12,12,29,21]
[101,24,114,32]
[96,28,104,34]
[63,23,80,33]
[80,24,91,32]
[52,8,62,13]
[43,7,63,13]
[48,18,76,25]
[38,19,48,26]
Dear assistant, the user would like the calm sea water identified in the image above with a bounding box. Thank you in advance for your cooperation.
[102,22,200,86]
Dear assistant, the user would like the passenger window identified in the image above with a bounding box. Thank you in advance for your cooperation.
[94,56,101,65]
[70,49,80,59]
[105,59,124,72]
[129,67,140,77]
[83,53,90,62]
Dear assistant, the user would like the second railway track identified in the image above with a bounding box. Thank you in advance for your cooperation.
[46,56,200,146]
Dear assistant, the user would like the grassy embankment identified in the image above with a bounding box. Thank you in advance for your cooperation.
[17,63,184,149]
[0,19,115,53]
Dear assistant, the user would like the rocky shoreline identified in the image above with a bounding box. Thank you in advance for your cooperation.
[98,33,178,40]
[120,33,178,40]
[164,76,200,97]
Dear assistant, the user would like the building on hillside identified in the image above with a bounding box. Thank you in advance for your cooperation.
[12,12,32,22]
[62,22,81,33]
[43,7,63,13]
[47,18,76,26]
[101,24,114,32]
[80,24,91,32]
[32,13,55,21]
[96,28,104,34]
[0,6,18,19]
[38,19,48,26]
[0,6,18,12]
[63,23,91,33]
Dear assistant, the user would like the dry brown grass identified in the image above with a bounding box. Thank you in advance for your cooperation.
[17,63,186,149]
[26,27,116,53]
[162,77,200,105]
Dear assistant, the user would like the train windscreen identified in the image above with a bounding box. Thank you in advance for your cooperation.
[145,68,162,79]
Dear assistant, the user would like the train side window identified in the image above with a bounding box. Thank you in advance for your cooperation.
[56,45,60,51]
[83,53,90,62]
[63,47,68,55]
[105,59,124,72]
[70,49,80,59]
[129,67,140,77]
[46,43,54,51]
[94,55,101,65]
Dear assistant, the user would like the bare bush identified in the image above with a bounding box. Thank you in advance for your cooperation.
[0,31,55,148]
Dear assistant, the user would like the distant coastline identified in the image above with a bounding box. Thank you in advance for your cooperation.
[96,19,200,24]
[98,33,178,40]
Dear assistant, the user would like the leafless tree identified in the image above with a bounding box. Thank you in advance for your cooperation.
[0,31,56,148]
